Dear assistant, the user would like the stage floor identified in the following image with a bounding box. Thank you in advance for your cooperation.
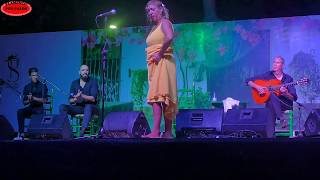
[1,137,320,179]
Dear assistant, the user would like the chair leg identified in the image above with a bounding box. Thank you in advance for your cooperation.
[90,121,94,136]
[89,118,97,136]
[77,117,81,137]
[71,116,98,137]
[289,111,294,137]
[72,116,81,138]
[275,110,294,137]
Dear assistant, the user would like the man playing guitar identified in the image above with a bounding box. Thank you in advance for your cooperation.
[247,56,298,129]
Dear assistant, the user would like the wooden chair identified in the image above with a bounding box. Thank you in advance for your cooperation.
[275,110,294,137]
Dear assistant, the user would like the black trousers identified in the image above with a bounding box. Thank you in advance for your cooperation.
[266,93,291,122]
[59,104,99,131]
[17,106,43,134]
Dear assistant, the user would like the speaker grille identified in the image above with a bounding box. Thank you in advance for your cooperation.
[222,108,274,138]
[28,114,72,140]
[304,110,320,136]
[102,111,150,138]
[176,109,224,138]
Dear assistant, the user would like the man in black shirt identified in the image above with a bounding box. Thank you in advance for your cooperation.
[15,67,48,140]
[246,56,298,129]
[59,65,99,137]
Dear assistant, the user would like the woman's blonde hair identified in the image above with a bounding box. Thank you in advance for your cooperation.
[145,0,169,22]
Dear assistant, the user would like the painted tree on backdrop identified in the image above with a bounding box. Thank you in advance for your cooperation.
[130,69,148,111]
[289,51,320,103]
[173,22,261,108]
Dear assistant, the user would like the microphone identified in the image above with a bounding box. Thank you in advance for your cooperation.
[96,9,116,18]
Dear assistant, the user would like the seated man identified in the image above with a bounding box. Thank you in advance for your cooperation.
[15,67,48,140]
[60,65,99,137]
[246,56,298,129]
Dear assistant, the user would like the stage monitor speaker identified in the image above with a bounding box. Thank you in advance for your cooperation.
[28,114,72,140]
[0,115,15,140]
[101,111,151,138]
[176,109,224,138]
[304,109,320,137]
[222,108,274,138]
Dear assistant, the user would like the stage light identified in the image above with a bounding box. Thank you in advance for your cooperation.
[109,25,117,29]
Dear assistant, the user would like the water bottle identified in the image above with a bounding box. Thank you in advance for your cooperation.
[212,92,217,102]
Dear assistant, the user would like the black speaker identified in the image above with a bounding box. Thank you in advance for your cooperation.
[0,115,15,140]
[101,111,151,138]
[222,108,274,138]
[176,109,224,138]
[28,114,72,140]
[304,109,320,137]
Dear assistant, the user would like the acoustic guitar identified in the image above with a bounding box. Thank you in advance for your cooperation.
[251,77,309,104]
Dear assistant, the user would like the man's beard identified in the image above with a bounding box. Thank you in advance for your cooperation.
[80,74,89,81]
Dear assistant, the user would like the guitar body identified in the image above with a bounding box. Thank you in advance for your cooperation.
[252,79,282,104]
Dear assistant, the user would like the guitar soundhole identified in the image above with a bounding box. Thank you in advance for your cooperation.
[259,93,265,97]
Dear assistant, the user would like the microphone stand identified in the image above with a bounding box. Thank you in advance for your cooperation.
[294,101,307,137]
[96,15,109,132]
[41,78,45,115]
[38,75,68,120]
[39,77,46,139]
[295,102,303,137]
[38,75,70,138]
[38,75,68,97]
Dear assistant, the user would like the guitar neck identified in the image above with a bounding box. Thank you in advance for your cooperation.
[269,81,298,90]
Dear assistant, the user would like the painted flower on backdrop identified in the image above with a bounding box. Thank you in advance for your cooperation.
[234,25,261,46]
[255,19,267,30]
[81,32,97,49]
[301,18,320,32]
[217,44,227,56]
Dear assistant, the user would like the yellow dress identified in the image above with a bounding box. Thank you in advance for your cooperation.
[145,21,178,120]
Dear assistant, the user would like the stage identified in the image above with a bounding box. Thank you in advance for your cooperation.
[1,137,320,179]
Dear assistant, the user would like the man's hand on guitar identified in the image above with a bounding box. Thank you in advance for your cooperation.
[255,85,268,94]
[280,86,294,100]
[280,86,288,94]
[251,78,306,104]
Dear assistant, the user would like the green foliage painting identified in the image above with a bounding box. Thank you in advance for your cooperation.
[130,69,148,111]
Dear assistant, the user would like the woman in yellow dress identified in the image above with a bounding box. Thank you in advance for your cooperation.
[143,0,178,138]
